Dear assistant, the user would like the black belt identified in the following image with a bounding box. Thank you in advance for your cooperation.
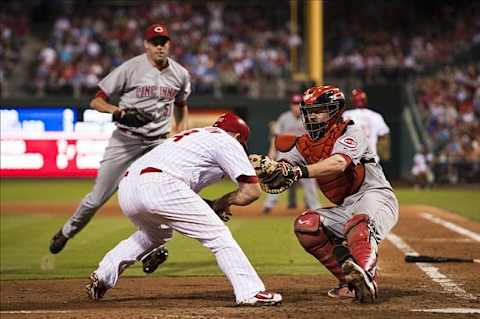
[119,128,169,141]
[361,158,376,164]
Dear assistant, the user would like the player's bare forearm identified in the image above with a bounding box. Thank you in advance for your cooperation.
[306,154,349,178]
[216,183,261,208]
[173,102,188,133]
[90,97,119,114]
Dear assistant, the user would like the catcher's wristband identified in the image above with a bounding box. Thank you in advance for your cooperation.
[298,165,309,178]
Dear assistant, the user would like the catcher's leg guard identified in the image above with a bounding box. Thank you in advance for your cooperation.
[343,214,378,303]
[294,211,346,284]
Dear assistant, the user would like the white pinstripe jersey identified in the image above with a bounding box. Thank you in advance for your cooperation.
[99,54,191,137]
[128,127,255,192]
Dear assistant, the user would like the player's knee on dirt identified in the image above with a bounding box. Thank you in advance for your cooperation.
[294,211,346,283]
[344,214,378,277]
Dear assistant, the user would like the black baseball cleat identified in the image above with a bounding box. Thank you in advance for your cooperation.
[49,229,69,254]
[141,246,169,273]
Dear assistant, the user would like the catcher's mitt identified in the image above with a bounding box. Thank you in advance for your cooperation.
[203,198,232,222]
[249,154,305,194]
[113,109,154,127]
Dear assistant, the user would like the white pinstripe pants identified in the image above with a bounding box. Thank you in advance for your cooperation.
[94,170,265,303]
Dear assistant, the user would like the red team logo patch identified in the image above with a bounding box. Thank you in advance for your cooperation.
[339,136,358,148]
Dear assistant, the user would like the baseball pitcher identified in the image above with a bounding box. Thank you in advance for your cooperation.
[86,113,282,306]
[50,23,191,274]
[249,85,398,303]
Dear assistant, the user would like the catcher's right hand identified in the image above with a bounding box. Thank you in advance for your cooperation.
[113,109,154,128]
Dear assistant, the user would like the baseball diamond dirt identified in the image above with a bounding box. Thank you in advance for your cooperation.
[1,203,479,319]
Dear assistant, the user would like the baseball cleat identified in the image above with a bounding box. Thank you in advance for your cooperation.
[141,246,169,274]
[237,291,282,306]
[86,272,108,300]
[49,229,69,254]
[327,284,356,299]
[342,259,377,304]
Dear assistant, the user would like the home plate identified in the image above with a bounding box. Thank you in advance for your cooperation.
[412,308,480,314]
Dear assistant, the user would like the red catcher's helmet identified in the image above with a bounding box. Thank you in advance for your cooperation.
[300,85,346,140]
[351,88,368,108]
[213,112,250,150]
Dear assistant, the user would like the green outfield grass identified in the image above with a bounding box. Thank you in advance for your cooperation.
[1,179,479,280]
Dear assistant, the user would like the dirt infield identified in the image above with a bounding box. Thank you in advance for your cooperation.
[1,204,479,318]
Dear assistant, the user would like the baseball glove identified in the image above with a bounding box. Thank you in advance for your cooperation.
[113,109,154,128]
[249,154,304,194]
[203,198,232,222]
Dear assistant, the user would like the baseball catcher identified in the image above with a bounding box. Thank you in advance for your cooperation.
[250,85,399,304]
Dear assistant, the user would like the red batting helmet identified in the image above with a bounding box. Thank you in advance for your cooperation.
[300,85,346,140]
[213,112,250,150]
[351,88,367,108]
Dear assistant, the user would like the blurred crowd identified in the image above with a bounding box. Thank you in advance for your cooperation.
[0,4,30,96]
[415,63,480,184]
[324,1,480,83]
[30,1,479,97]
[32,2,291,98]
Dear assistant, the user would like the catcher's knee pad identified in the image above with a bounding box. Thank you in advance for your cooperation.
[344,214,378,278]
[294,211,346,283]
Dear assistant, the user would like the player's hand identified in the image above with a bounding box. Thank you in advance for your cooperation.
[203,198,232,222]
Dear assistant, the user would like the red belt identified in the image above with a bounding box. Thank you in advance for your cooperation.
[140,167,163,174]
[124,167,162,177]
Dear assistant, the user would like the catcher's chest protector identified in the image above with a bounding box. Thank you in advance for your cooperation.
[296,121,365,205]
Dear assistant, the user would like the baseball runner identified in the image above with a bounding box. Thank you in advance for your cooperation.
[50,23,191,273]
[263,94,320,214]
[249,85,398,303]
[342,89,390,161]
[85,113,282,306]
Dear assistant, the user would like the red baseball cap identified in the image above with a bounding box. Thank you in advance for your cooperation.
[144,24,170,41]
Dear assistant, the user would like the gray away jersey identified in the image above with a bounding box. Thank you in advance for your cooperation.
[274,111,306,136]
[98,54,191,137]
[278,123,393,196]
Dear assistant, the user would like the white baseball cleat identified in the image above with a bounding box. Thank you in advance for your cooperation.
[237,291,283,306]
[342,259,377,303]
